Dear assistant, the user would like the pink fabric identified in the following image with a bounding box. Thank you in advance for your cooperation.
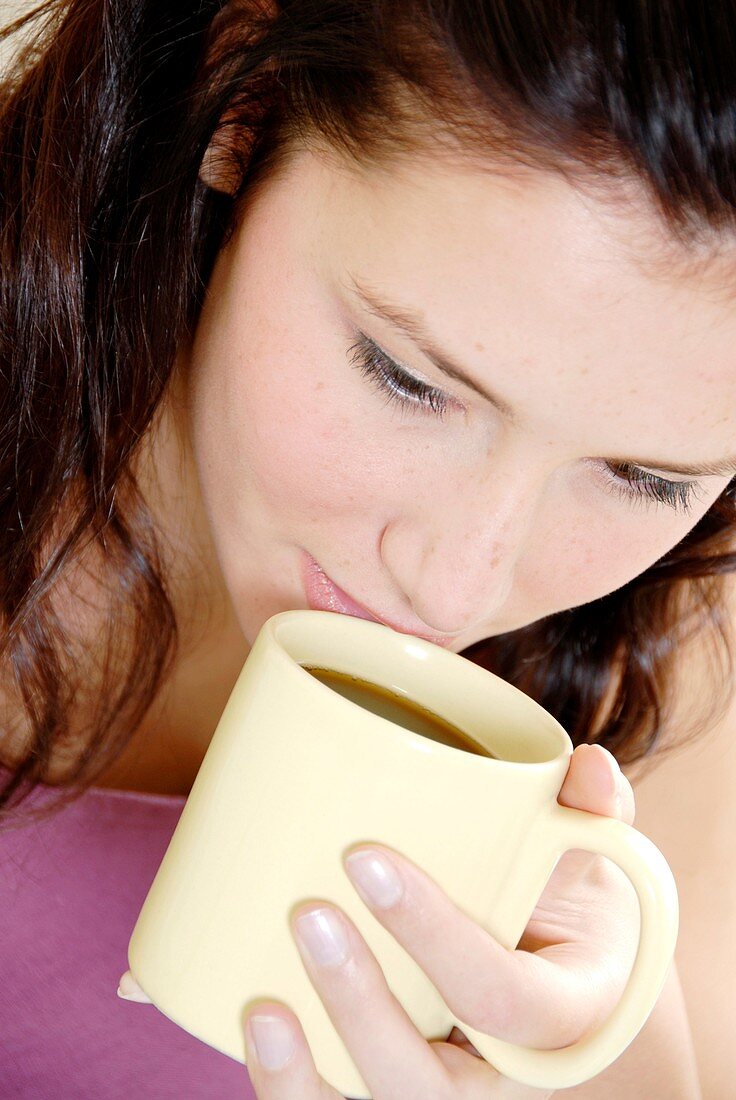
[0,773,256,1098]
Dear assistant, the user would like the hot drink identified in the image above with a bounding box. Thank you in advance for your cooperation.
[303,666,495,758]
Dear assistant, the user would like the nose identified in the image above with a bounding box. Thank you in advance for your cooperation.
[381,463,541,637]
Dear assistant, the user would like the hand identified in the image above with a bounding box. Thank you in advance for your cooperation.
[117,743,638,1099]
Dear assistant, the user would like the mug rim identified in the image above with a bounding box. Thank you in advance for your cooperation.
[264,609,573,769]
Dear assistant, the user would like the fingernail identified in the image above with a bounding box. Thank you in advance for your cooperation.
[345,849,403,909]
[116,971,151,1002]
[295,907,350,967]
[248,1014,296,1071]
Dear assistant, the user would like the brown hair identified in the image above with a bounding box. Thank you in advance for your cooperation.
[2,0,735,828]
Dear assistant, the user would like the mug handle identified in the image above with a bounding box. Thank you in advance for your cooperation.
[451,804,679,1090]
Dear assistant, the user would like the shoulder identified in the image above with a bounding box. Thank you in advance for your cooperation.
[620,573,736,1097]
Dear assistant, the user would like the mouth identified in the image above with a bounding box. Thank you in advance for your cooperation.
[300,550,454,647]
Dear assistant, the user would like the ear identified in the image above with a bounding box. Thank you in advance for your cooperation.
[199,124,248,197]
[197,0,279,196]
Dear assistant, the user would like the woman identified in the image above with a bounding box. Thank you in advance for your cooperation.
[1,1,734,1097]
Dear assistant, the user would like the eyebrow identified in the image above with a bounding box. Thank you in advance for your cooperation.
[345,274,736,480]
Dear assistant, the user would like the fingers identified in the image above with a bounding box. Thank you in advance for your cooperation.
[341,844,618,1051]
[278,902,459,1100]
[558,744,636,826]
[242,914,553,1100]
[281,903,552,1097]
[243,1005,343,1099]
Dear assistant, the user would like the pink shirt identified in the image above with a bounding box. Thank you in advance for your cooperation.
[0,772,256,1097]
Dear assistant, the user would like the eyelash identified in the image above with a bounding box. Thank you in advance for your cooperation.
[347,330,702,516]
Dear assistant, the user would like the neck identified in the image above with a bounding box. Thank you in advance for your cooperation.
[93,355,252,795]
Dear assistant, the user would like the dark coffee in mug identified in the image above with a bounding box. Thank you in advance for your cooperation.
[303,666,496,758]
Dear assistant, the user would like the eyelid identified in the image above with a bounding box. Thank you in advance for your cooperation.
[611,460,697,487]
[393,357,456,405]
[599,460,702,514]
[636,467,696,484]
[365,332,465,407]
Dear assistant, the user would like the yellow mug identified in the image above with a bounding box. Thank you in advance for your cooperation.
[126,608,678,1096]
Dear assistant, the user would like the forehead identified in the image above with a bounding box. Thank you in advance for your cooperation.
[303,147,736,459]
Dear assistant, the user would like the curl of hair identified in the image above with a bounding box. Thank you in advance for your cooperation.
[1,0,735,828]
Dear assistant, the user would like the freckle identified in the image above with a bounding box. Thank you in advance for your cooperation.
[475,341,485,353]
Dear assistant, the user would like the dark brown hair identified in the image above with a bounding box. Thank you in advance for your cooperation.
[2,0,735,828]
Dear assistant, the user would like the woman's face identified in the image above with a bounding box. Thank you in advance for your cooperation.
[180,144,736,652]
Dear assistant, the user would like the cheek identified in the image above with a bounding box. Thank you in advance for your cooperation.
[231,368,373,517]
[188,314,410,550]
[521,502,705,617]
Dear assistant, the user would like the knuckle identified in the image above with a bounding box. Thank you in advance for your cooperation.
[586,851,617,890]
[585,852,633,907]
[343,957,384,1005]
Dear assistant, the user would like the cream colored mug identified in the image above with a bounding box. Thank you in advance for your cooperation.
[126,608,678,1096]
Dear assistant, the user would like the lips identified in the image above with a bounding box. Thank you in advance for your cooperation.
[301,551,452,647]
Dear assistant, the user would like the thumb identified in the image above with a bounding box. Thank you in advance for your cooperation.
[558,743,636,826]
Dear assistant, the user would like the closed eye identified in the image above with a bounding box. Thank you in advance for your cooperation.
[347,329,452,419]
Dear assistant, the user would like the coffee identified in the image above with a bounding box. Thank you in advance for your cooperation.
[303,666,495,758]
